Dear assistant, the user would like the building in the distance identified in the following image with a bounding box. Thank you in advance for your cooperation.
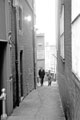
[36,33,45,77]
[45,43,56,76]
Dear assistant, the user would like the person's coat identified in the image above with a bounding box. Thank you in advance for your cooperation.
[38,69,45,78]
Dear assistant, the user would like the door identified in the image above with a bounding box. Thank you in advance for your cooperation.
[20,50,23,99]
[0,42,5,116]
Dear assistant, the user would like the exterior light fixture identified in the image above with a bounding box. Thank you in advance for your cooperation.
[24,15,32,22]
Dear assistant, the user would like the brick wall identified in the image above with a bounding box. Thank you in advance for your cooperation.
[10,0,35,107]
[17,0,35,96]
[11,2,17,107]
[57,0,75,119]
[0,0,6,40]
[57,0,80,118]
[72,73,80,120]
[18,0,34,95]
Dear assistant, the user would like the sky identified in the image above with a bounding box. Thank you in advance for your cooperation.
[35,0,56,45]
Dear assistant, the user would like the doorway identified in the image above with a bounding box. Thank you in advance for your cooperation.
[20,50,23,100]
[0,41,7,115]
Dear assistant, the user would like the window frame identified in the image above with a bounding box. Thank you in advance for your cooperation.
[60,4,65,61]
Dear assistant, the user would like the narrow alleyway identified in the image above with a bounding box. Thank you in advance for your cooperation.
[7,81,66,120]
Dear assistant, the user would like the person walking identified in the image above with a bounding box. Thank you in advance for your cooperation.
[38,67,45,86]
[47,70,52,86]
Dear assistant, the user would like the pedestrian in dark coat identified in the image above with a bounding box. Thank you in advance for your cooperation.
[38,67,45,86]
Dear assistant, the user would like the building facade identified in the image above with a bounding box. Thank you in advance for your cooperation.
[45,44,56,75]
[72,0,80,80]
[0,0,35,116]
[57,0,80,119]
[36,33,45,77]
[57,0,74,119]
[71,0,80,119]
[0,0,13,116]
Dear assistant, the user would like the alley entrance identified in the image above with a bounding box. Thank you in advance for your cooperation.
[0,41,13,116]
[0,41,7,115]
[0,41,8,116]
[0,40,13,116]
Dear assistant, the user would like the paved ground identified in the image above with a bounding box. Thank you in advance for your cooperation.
[7,81,66,120]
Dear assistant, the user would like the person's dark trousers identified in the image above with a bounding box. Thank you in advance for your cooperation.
[41,77,44,86]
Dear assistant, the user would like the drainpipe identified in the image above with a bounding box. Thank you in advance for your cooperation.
[8,0,19,106]
[14,6,19,106]
[32,0,36,89]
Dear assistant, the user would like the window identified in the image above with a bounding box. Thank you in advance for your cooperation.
[19,7,22,30]
[60,4,65,60]
[60,4,64,35]
[60,34,65,59]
